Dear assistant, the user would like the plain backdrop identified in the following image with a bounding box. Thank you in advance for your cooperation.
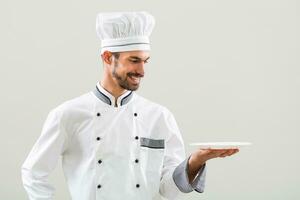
[1,0,299,199]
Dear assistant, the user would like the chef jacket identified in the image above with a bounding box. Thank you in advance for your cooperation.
[21,83,206,200]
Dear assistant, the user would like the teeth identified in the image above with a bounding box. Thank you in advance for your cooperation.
[131,76,139,83]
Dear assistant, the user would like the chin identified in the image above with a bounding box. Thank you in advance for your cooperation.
[129,84,139,91]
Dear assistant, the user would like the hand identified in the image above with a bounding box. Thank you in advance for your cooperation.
[188,148,239,183]
[193,148,239,163]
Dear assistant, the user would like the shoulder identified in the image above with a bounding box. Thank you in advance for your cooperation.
[43,91,95,136]
[48,91,94,120]
[133,93,174,118]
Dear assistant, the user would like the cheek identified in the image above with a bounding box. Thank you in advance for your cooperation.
[119,64,135,75]
[114,65,129,77]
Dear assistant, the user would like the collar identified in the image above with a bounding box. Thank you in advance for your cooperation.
[93,82,133,107]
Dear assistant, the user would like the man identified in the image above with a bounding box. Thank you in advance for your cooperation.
[22,11,238,200]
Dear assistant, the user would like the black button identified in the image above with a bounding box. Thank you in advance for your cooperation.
[97,113,101,117]
[135,136,139,140]
[98,160,102,164]
[96,137,101,141]
[97,184,101,189]
[136,184,140,188]
[134,113,137,117]
[135,159,139,163]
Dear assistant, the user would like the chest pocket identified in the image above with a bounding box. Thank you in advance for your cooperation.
[139,137,165,196]
[140,137,165,170]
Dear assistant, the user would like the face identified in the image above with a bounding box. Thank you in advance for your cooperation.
[110,51,150,91]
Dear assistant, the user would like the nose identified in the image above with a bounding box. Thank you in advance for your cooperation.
[136,63,145,77]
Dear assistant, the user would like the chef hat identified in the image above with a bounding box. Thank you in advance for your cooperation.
[96,11,155,54]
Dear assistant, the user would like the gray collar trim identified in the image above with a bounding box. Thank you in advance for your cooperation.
[93,86,133,106]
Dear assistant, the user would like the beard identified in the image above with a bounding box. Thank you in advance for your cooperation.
[112,61,142,91]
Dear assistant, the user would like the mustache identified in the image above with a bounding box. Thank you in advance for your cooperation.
[127,72,144,78]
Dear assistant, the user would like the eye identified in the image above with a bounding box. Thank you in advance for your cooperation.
[130,59,139,63]
[128,58,149,64]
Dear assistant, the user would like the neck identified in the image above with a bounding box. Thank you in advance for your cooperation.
[100,77,127,99]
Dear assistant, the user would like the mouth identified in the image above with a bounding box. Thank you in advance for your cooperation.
[128,75,141,84]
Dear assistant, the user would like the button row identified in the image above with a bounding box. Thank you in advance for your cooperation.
[97,184,140,189]
[96,136,139,141]
[96,112,138,117]
[95,112,139,190]
[97,159,138,164]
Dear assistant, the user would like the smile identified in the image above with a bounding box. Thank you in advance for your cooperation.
[128,76,140,84]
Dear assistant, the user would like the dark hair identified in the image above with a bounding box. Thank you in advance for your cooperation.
[112,52,120,60]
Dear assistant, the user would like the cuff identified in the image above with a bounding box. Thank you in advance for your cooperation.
[172,156,206,193]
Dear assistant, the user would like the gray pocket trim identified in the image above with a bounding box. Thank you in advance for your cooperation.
[140,137,165,149]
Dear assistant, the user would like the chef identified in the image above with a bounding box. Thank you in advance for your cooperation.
[21,11,239,200]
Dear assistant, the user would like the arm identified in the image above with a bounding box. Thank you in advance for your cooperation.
[21,108,68,200]
[158,110,207,199]
[158,110,239,199]
[187,148,239,184]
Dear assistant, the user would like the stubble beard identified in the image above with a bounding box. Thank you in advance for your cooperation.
[112,61,140,91]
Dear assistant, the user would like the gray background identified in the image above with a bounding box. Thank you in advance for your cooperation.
[1,0,299,199]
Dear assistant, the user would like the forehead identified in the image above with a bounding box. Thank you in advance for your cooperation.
[119,51,150,59]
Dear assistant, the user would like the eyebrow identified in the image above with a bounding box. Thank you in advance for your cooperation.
[129,56,150,61]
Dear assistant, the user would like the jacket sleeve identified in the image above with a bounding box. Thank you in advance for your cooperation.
[159,110,206,199]
[21,107,68,200]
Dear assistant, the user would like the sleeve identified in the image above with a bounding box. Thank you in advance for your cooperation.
[173,156,206,193]
[21,108,68,200]
[159,110,206,199]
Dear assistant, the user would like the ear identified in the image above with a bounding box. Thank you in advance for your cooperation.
[102,51,113,64]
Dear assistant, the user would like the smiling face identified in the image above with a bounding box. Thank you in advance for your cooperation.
[103,51,150,91]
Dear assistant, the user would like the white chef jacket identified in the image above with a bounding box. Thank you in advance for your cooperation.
[21,83,206,200]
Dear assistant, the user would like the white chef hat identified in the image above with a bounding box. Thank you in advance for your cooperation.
[96,11,155,54]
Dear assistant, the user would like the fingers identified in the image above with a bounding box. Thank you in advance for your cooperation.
[218,150,231,157]
[219,149,239,157]
[197,148,239,160]
[204,149,229,159]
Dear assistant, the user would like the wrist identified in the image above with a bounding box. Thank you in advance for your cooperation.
[189,153,206,168]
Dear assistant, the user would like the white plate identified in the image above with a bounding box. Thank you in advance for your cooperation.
[189,142,252,149]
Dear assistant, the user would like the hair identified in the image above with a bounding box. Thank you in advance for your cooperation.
[112,52,120,60]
